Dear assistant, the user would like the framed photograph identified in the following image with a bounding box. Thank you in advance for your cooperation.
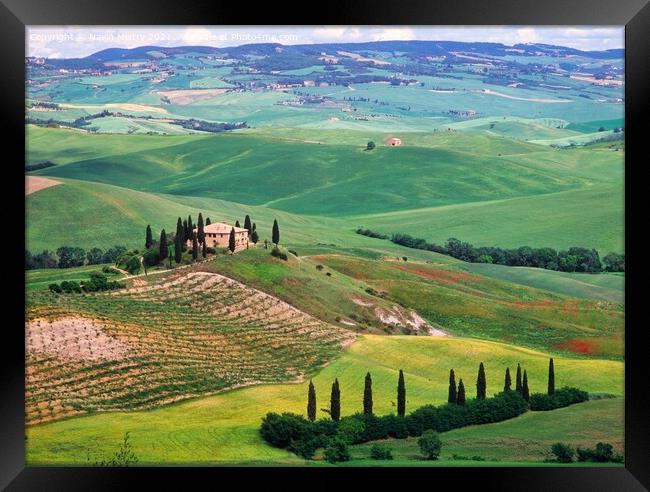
[3,0,648,489]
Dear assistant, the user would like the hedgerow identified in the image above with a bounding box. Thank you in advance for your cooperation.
[260,391,529,458]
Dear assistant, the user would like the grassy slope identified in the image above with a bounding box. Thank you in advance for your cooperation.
[26,264,120,291]
[25,178,459,258]
[349,398,623,464]
[351,185,623,254]
[462,263,623,304]
[27,177,623,309]
[27,126,624,255]
[26,335,623,465]
[29,127,621,218]
[25,239,623,357]
[313,254,622,357]
[26,125,198,166]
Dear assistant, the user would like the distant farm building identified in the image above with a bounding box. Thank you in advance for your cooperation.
[188,222,250,251]
[386,137,402,146]
[449,109,477,117]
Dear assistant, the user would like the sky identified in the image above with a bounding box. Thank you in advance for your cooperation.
[26,26,624,59]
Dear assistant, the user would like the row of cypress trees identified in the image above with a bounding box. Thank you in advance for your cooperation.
[307,358,557,420]
[307,369,407,422]
[448,358,555,405]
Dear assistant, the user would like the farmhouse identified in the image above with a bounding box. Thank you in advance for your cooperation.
[188,222,250,251]
[386,137,402,146]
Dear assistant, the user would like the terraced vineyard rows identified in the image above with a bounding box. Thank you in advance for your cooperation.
[26,270,355,424]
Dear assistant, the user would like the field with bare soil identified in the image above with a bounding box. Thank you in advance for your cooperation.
[25,268,354,424]
[26,176,61,195]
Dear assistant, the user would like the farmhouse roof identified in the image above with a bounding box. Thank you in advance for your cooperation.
[203,222,249,234]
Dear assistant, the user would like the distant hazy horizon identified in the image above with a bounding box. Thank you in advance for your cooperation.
[27,26,624,59]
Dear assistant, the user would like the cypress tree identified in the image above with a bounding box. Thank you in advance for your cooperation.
[307,380,316,422]
[504,367,512,392]
[272,219,280,246]
[251,223,259,244]
[145,224,153,249]
[187,215,193,241]
[174,233,182,264]
[183,219,189,243]
[197,213,205,245]
[228,227,236,254]
[363,372,373,415]
[176,217,183,240]
[522,370,530,401]
[448,369,457,404]
[548,358,555,395]
[159,229,168,261]
[397,369,406,417]
[205,217,211,226]
[235,220,241,228]
[192,232,198,261]
[244,215,252,235]
[177,218,186,251]
[330,378,340,422]
[457,379,466,405]
[515,363,523,395]
[202,240,207,259]
[476,362,486,400]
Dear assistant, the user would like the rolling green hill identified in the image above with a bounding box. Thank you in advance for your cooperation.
[349,397,623,464]
[28,127,622,218]
[26,243,623,359]
[26,334,623,465]
[310,254,622,357]
[462,263,623,303]
[26,177,459,258]
[351,185,623,254]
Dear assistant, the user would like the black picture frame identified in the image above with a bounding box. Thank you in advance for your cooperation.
[3,0,648,489]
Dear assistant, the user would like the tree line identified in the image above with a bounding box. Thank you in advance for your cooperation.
[171,119,249,133]
[355,228,624,273]
[261,358,588,461]
[26,110,114,132]
[26,245,128,270]
[25,213,280,272]
[25,161,57,172]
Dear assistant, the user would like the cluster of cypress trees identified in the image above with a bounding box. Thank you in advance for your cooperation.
[513,363,530,401]
[444,358,555,408]
[306,369,407,421]
[446,363,487,406]
[146,212,266,264]
[304,358,559,426]
[448,369,467,405]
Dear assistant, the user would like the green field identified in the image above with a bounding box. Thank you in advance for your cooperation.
[26,177,440,254]
[28,127,621,216]
[462,263,623,303]
[27,124,623,254]
[352,185,623,254]
[26,263,120,291]
[349,398,623,465]
[309,253,622,357]
[26,334,623,465]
